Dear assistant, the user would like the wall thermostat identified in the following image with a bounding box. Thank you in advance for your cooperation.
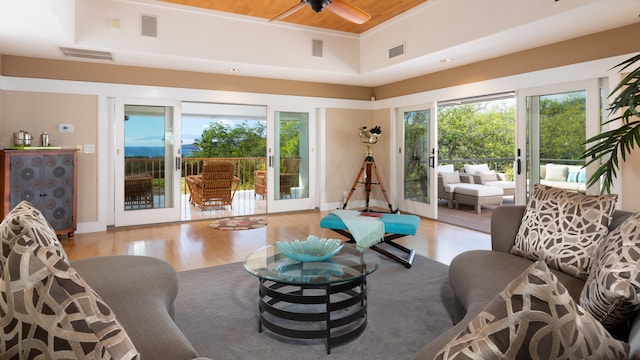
[58,123,74,133]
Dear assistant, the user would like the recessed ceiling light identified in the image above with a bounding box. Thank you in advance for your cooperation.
[229,68,240,72]
[440,58,454,63]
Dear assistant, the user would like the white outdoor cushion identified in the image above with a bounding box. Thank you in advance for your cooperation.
[438,164,454,173]
[440,171,461,186]
[544,163,569,181]
[484,180,515,190]
[463,164,491,174]
[454,184,503,197]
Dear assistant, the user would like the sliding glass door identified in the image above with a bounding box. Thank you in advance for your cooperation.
[114,99,182,226]
[266,108,315,213]
[517,79,602,201]
[397,104,437,218]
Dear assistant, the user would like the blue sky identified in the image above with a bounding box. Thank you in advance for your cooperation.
[125,115,264,147]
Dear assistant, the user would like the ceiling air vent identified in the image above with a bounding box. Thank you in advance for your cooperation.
[388,43,405,59]
[59,47,113,61]
[141,15,158,38]
[312,39,323,58]
[311,39,322,57]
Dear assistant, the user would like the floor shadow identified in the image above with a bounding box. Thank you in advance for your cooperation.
[437,196,515,234]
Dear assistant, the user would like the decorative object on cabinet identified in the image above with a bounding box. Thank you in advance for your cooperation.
[1,149,78,239]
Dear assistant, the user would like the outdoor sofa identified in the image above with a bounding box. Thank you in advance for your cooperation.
[416,185,640,359]
[0,201,210,360]
[437,169,504,214]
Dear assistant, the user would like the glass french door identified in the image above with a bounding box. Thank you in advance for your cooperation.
[397,104,437,218]
[265,108,315,213]
[114,99,182,226]
[516,79,602,202]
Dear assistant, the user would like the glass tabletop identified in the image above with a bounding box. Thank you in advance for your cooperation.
[243,243,380,285]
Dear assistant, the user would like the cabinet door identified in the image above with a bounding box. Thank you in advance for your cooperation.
[9,153,75,232]
[42,154,75,231]
[10,155,44,210]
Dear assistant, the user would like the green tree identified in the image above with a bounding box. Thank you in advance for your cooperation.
[438,101,515,172]
[279,120,300,157]
[538,92,586,161]
[191,121,266,158]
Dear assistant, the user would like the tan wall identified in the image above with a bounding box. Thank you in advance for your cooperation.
[370,109,392,206]
[0,91,98,223]
[324,108,373,207]
[622,157,640,212]
[323,108,395,210]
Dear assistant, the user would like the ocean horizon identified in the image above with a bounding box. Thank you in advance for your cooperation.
[125,145,198,158]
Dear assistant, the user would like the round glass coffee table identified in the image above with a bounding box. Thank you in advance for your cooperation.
[243,243,379,354]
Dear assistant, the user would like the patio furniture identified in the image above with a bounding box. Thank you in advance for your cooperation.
[124,174,154,209]
[437,171,474,208]
[452,184,504,214]
[463,163,515,197]
[438,171,503,213]
[254,156,301,199]
[186,161,236,209]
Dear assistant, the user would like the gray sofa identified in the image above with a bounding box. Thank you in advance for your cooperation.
[72,256,211,360]
[0,201,210,359]
[415,205,640,359]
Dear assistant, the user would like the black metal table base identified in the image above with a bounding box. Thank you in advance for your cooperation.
[258,277,368,354]
[329,229,416,268]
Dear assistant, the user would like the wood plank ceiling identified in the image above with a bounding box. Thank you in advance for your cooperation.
[160,0,428,34]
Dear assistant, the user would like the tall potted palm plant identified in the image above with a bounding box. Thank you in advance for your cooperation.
[582,53,640,194]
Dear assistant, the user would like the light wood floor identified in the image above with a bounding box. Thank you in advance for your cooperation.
[63,210,491,272]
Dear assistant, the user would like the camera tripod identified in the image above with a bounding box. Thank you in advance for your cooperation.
[342,152,395,213]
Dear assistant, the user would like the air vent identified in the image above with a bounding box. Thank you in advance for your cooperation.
[388,43,405,59]
[312,39,323,57]
[141,15,158,37]
[59,47,113,61]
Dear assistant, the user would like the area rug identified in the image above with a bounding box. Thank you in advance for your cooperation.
[209,216,267,230]
[175,254,455,360]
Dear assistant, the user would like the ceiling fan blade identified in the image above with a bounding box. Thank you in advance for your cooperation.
[270,1,306,22]
[325,0,371,24]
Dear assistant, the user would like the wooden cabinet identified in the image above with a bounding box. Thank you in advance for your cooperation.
[1,149,78,238]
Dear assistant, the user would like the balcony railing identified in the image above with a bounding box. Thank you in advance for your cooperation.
[124,157,267,197]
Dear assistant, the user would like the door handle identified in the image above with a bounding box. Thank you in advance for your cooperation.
[428,156,434,168]
[175,156,181,170]
[268,155,273,168]
[517,159,521,175]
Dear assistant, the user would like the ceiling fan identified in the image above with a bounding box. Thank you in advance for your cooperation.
[271,0,371,24]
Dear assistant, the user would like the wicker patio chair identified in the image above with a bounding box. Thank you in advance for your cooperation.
[253,156,301,199]
[124,174,154,209]
[186,161,236,209]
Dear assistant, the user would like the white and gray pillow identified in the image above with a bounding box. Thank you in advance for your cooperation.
[436,261,629,359]
[0,201,139,359]
[511,184,617,279]
[580,211,640,330]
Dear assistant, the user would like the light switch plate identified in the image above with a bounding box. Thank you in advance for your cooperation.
[83,144,95,153]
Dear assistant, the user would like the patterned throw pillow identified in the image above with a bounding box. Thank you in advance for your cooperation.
[580,212,640,330]
[0,200,69,267]
[435,261,629,360]
[510,184,617,279]
[0,202,139,359]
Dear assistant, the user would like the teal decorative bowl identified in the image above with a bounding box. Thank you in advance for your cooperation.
[276,235,344,262]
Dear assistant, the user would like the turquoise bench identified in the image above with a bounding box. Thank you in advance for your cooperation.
[320,213,419,268]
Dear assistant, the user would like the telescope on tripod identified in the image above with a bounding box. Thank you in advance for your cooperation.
[342,126,396,213]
